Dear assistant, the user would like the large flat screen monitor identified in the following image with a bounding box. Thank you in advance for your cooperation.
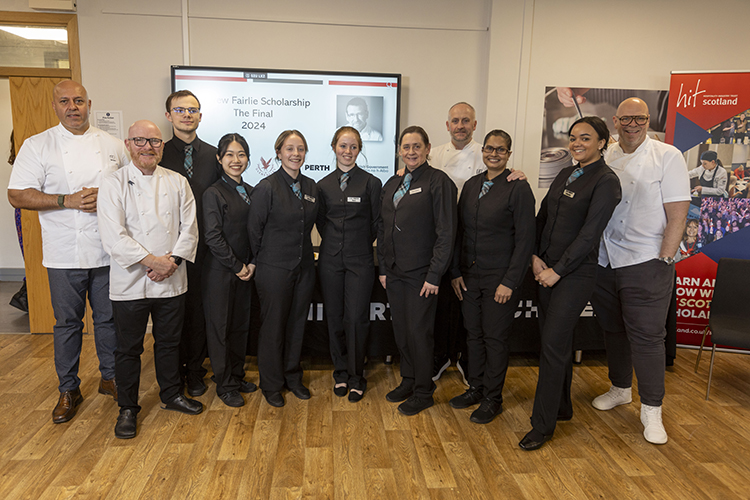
[171,65,401,187]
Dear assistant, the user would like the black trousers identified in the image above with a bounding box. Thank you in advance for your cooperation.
[531,264,597,436]
[179,258,208,379]
[113,295,185,414]
[319,252,374,392]
[433,272,466,360]
[254,262,315,392]
[461,269,517,402]
[591,260,674,406]
[203,265,251,395]
[385,264,437,399]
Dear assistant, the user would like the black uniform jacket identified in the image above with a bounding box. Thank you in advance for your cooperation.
[248,167,319,270]
[378,161,457,285]
[451,169,536,291]
[317,165,382,258]
[203,173,253,274]
[535,157,622,277]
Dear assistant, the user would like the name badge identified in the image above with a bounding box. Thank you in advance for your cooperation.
[304,194,316,203]
[563,189,575,198]
[347,197,361,203]
[409,187,422,195]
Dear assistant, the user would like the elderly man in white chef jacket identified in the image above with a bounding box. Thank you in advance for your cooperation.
[8,80,128,425]
[98,119,201,439]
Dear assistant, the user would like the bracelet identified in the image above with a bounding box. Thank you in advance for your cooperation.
[57,194,66,209]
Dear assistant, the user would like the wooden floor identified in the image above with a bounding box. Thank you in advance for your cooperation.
[1,334,750,500]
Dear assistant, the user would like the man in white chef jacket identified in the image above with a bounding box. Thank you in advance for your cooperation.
[8,80,128,424]
[98,120,201,439]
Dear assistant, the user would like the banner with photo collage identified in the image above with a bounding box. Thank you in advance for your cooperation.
[665,71,750,346]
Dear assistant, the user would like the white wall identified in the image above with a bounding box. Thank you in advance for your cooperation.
[2,0,750,273]
[0,78,24,274]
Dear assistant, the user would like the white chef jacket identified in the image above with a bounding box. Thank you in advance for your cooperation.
[97,162,198,301]
[8,124,129,268]
[600,136,691,268]
[430,140,486,197]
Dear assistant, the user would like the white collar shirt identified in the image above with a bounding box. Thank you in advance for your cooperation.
[600,136,690,268]
[97,162,198,301]
[430,140,486,198]
[8,124,129,268]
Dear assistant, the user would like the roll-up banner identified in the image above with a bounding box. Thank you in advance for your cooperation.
[665,70,750,346]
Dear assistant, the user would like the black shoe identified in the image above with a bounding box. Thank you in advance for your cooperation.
[114,409,137,439]
[218,390,245,407]
[288,385,311,400]
[239,380,258,393]
[348,389,364,403]
[398,395,434,416]
[386,383,413,403]
[449,386,483,409]
[9,281,28,313]
[519,429,552,451]
[334,384,348,397]
[432,355,451,381]
[186,374,207,397]
[263,390,285,407]
[456,353,469,387]
[470,398,502,424]
[163,394,203,415]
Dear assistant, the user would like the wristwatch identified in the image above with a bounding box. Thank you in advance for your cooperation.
[658,256,675,265]
[57,194,66,209]
[172,256,183,266]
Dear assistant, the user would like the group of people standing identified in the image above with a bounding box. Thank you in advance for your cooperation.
[8,81,690,450]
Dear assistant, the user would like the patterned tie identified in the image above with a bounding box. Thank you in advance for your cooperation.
[184,145,194,179]
[478,180,494,199]
[566,166,584,186]
[393,172,412,208]
[340,172,349,192]
[291,181,302,200]
[236,185,251,205]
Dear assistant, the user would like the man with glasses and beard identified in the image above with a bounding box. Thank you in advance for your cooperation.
[98,120,201,439]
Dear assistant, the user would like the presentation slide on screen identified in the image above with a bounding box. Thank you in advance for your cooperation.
[172,66,401,187]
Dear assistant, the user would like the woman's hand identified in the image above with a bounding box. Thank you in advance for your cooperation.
[379,275,386,289]
[451,277,466,301]
[236,263,251,281]
[537,268,561,288]
[531,255,548,277]
[494,284,513,304]
[420,281,439,297]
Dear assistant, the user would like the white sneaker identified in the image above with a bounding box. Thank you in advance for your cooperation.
[592,386,632,410]
[641,404,668,444]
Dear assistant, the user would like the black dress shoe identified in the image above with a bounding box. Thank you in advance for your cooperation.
[288,385,311,400]
[239,380,258,393]
[218,390,245,407]
[163,394,204,415]
[263,390,285,407]
[334,384,348,397]
[449,386,483,409]
[519,430,552,451]
[398,395,434,416]
[470,398,502,424]
[348,389,364,403]
[386,383,413,403]
[114,409,137,439]
[186,375,207,397]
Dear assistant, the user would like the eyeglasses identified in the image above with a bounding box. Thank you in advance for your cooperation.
[616,115,649,126]
[483,146,509,155]
[129,137,163,147]
[171,107,200,115]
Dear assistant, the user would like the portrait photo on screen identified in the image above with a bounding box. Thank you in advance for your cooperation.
[337,95,384,142]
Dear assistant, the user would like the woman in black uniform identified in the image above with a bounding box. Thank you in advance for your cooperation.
[449,130,536,424]
[520,116,621,450]
[202,133,257,407]
[378,126,457,416]
[317,127,382,402]
[249,130,319,408]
